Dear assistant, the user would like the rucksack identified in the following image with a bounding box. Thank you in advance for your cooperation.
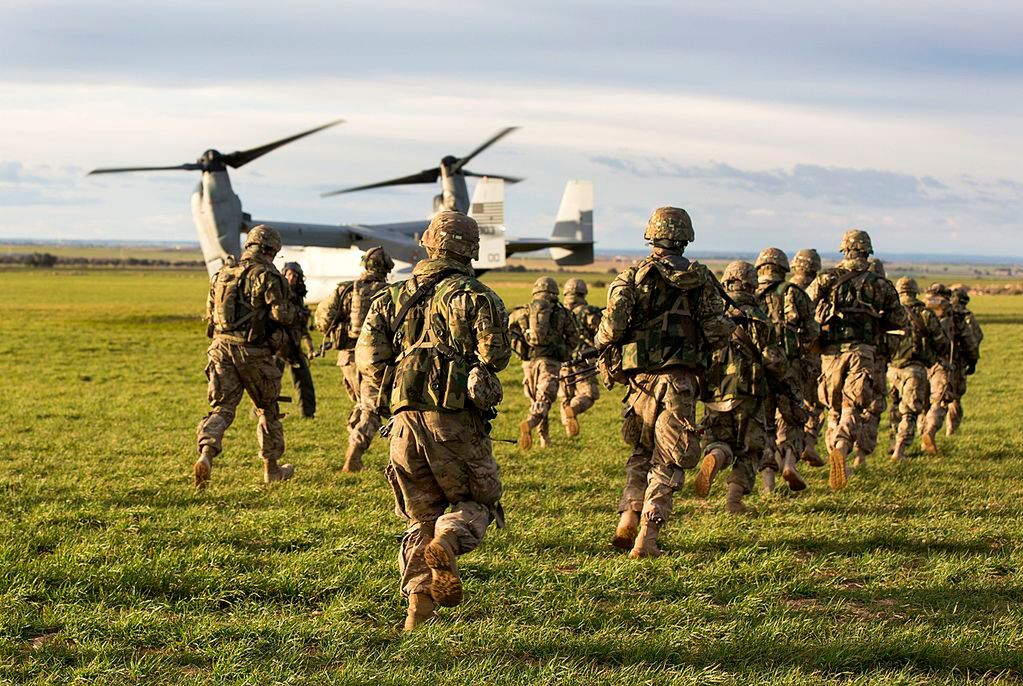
[314,282,353,346]
[212,263,257,336]
[526,298,556,348]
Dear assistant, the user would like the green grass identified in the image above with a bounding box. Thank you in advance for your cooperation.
[1,269,1021,685]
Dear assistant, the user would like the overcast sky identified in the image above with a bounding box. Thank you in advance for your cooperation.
[1,0,1020,257]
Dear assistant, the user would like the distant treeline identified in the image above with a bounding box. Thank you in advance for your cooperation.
[0,253,205,269]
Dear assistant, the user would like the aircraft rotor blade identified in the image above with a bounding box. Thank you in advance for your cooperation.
[320,168,441,197]
[87,163,203,175]
[463,170,524,184]
[450,127,518,173]
[223,118,345,169]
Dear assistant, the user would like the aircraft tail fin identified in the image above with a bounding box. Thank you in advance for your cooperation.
[469,177,507,270]
[550,180,593,266]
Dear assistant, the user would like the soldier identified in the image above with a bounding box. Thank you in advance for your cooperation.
[887,277,948,461]
[920,283,979,454]
[194,225,299,488]
[694,261,784,514]
[281,262,317,419]
[511,277,580,450]
[754,247,818,492]
[946,284,983,435]
[807,229,907,491]
[595,207,733,558]
[356,211,511,631]
[314,247,394,472]
[790,248,826,467]
[559,278,603,437]
[850,257,893,469]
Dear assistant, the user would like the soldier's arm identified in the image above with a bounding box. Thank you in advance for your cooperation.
[355,290,397,384]
[696,272,735,351]
[594,272,635,349]
[957,318,980,363]
[879,280,909,333]
[925,309,949,352]
[787,287,820,347]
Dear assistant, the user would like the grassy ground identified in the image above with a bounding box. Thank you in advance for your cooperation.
[1,268,1021,685]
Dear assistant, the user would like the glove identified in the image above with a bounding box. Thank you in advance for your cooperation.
[966,362,977,375]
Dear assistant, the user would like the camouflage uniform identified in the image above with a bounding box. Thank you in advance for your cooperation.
[887,278,948,460]
[355,212,511,630]
[790,249,825,465]
[559,278,603,435]
[694,261,783,514]
[852,258,892,467]
[754,247,818,492]
[946,284,983,435]
[511,278,580,449]
[806,230,907,490]
[595,207,733,557]
[194,225,299,487]
[282,262,316,419]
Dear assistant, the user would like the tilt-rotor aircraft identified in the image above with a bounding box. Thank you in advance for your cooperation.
[88,121,594,302]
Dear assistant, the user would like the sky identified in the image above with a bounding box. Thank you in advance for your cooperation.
[1,0,1021,257]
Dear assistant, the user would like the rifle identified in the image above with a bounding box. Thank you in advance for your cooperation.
[560,364,598,384]
[508,328,529,360]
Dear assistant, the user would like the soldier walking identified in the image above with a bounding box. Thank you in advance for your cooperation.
[806,230,907,491]
[194,225,299,488]
[789,249,826,467]
[281,262,317,419]
[511,277,580,450]
[595,207,733,558]
[946,284,983,435]
[558,278,604,437]
[849,257,893,469]
[356,212,511,631]
[314,247,394,472]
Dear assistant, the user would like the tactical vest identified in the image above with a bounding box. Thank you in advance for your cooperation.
[759,281,800,359]
[620,257,706,373]
[818,269,883,346]
[890,300,936,369]
[314,281,353,346]
[524,298,571,361]
[708,300,772,402]
[211,261,271,344]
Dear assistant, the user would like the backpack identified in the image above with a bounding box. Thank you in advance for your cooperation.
[212,263,259,338]
[314,282,353,346]
[349,280,378,339]
[526,298,556,348]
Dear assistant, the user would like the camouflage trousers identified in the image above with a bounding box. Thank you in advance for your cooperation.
[767,363,808,469]
[887,364,929,449]
[196,339,284,461]
[618,369,700,526]
[386,409,503,598]
[522,358,562,437]
[559,362,601,425]
[819,344,876,455]
[701,396,768,495]
[922,361,952,438]
[338,349,381,450]
[802,354,825,454]
[947,365,970,434]
[854,354,888,456]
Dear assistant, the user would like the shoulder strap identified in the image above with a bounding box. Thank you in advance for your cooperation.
[390,268,462,346]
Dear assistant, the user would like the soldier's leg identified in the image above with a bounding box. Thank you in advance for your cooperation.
[725,400,767,514]
[238,349,291,482]
[946,370,967,435]
[775,393,807,491]
[922,363,949,454]
[538,359,561,447]
[570,376,600,416]
[289,356,316,419]
[519,360,537,449]
[614,393,652,550]
[195,345,245,487]
[896,366,928,459]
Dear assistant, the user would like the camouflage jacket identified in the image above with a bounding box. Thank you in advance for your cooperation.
[564,294,603,348]
[594,250,733,372]
[508,295,580,362]
[206,249,297,347]
[807,257,907,352]
[356,257,511,414]
[954,304,984,360]
[755,278,819,360]
[705,290,784,407]
[889,296,948,369]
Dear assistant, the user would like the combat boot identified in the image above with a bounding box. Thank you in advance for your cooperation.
[562,404,579,438]
[403,593,436,632]
[538,427,551,449]
[852,448,868,470]
[629,520,662,559]
[519,420,533,451]
[829,442,849,491]
[694,448,728,498]
[263,458,295,483]
[946,402,961,436]
[424,535,463,607]
[921,431,938,455]
[725,483,750,515]
[193,446,215,490]
[761,468,776,495]
[781,450,807,491]
[611,509,640,550]
[802,444,825,468]
[890,437,908,463]
[342,444,364,473]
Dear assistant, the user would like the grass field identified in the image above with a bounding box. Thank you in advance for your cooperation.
[1,268,1021,685]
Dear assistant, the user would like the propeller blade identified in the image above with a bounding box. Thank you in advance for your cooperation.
[222,119,345,169]
[320,168,441,197]
[451,127,518,173]
[87,163,202,175]
[463,170,524,184]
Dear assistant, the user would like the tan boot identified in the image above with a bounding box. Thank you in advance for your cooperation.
[519,420,532,450]
[629,520,663,559]
[761,468,777,495]
[193,447,214,490]
[538,430,551,449]
[403,593,436,632]
[263,458,295,483]
[342,444,364,473]
[694,449,727,498]
[424,536,463,607]
[890,437,908,462]
[802,444,825,467]
[852,449,868,470]
[921,431,938,455]
[562,404,579,438]
[611,510,640,550]
[829,443,849,491]
[781,450,807,491]
[725,483,750,515]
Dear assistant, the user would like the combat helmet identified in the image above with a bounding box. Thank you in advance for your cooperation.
[245,225,283,253]
[282,261,303,276]
[533,276,559,296]
[868,257,886,278]
[926,282,952,298]
[563,277,588,297]
[644,207,694,244]
[361,246,394,275]
[722,260,757,292]
[839,229,873,256]
[792,248,821,274]
[950,283,970,304]
[896,277,919,295]
[755,247,790,272]
[421,211,480,260]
